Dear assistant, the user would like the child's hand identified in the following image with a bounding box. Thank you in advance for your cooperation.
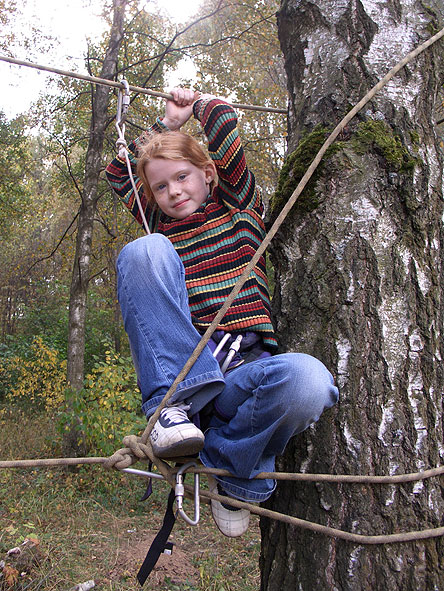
[162,87,200,131]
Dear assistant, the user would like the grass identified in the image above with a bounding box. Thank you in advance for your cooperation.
[0,407,260,590]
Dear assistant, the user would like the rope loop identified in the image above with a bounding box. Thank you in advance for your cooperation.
[104,446,137,470]
[122,434,152,460]
[115,137,128,148]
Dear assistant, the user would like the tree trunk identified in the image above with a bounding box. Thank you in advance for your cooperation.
[66,0,128,391]
[261,2,444,590]
[64,0,128,455]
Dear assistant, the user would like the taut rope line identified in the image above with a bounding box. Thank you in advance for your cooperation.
[0,55,287,115]
[2,457,444,485]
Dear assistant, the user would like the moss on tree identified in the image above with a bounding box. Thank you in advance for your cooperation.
[270,126,342,216]
[351,120,419,172]
[271,120,419,219]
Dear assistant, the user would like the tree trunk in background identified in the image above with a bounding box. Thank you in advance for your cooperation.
[64,0,128,454]
[261,1,444,590]
[66,0,127,392]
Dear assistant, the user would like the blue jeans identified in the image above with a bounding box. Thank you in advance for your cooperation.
[117,234,339,502]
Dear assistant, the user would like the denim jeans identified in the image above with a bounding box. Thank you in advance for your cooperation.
[117,234,339,502]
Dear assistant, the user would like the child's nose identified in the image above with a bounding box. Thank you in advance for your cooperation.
[170,182,182,196]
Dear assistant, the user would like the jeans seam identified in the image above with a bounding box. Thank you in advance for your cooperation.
[251,361,267,436]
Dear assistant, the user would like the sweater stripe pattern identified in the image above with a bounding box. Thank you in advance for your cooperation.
[106,98,277,349]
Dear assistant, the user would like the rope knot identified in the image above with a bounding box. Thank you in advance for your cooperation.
[115,137,128,160]
[122,434,152,459]
[104,435,154,471]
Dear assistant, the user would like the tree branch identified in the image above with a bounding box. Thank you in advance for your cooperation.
[24,211,80,276]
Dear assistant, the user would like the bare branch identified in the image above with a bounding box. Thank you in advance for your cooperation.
[48,135,84,201]
[23,211,80,276]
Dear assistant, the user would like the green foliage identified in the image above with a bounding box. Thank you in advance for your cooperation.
[58,350,144,456]
[0,111,32,236]
[0,335,66,410]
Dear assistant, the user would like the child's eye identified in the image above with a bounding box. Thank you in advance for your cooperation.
[178,174,187,181]
[156,183,166,191]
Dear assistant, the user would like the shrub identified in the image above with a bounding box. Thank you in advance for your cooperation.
[1,336,66,411]
[58,350,145,456]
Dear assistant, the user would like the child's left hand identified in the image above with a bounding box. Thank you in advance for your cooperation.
[162,87,200,131]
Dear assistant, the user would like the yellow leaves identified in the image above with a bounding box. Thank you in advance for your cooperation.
[2,336,66,411]
[64,352,143,456]
[1,564,19,588]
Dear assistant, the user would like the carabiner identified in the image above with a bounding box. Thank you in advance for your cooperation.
[121,467,165,481]
[175,461,200,526]
[116,78,130,128]
[220,334,243,374]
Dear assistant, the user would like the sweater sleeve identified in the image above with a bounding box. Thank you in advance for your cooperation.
[105,119,168,228]
[193,98,263,214]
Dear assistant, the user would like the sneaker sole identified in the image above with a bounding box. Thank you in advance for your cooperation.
[152,437,205,458]
[207,476,250,537]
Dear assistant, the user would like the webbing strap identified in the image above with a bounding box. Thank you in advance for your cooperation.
[137,488,176,586]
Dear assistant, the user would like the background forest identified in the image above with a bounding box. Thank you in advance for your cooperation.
[0,0,286,454]
[0,1,285,589]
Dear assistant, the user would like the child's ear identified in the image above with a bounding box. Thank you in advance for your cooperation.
[203,162,216,184]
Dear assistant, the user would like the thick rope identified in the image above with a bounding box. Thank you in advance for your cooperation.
[0,55,287,115]
[2,457,444,485]
[197,486,444,545]
[2,455,444,544]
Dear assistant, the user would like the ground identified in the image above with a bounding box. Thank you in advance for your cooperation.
[0,410,261,591]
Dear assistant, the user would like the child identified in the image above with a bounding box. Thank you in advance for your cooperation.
[106,88,338,537]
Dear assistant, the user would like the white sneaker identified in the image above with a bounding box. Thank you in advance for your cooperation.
[208,476,250,537]
[149,404,204,458]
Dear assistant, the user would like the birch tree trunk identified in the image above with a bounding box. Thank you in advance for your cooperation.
[261,1,444,589]
[66,0,128,392]
[64,0,128,454]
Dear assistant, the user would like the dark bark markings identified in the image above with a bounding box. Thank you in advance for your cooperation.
[261,1,444,589]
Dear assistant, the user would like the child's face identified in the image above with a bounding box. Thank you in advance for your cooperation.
[145,158,215,220]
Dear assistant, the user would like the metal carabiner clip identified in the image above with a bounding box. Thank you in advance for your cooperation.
[175,461,200,526]
[116,78,130,129]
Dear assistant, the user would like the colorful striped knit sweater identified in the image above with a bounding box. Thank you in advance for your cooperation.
[106,97,277,349]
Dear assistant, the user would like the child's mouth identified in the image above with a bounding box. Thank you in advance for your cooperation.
[173,199,190,208]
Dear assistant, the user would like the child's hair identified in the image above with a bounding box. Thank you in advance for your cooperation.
[136,131,216,205]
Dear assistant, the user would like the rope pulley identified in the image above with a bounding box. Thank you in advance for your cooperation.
[116,78,130,129]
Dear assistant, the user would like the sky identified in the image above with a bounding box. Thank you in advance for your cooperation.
[1,0,202,118]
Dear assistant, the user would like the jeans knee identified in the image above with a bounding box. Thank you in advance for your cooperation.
[273,353,338,423]
[117,234,176,273]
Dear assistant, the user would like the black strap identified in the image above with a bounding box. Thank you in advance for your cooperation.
[137,488,176,586]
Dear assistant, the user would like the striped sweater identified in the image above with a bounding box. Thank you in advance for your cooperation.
[106,97,277,349]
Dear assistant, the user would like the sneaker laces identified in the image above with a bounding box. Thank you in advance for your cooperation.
[161,403,191,425]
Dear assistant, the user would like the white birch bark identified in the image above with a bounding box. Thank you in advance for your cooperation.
[261,1,444,589]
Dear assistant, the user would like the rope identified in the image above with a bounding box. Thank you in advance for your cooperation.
[114,122,151,235]
[197,487,444,545]
[2,455,444,544]
[2,457,444,484]
[0,55,287,115]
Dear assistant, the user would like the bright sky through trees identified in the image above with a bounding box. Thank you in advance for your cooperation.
[1,0,202,118]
